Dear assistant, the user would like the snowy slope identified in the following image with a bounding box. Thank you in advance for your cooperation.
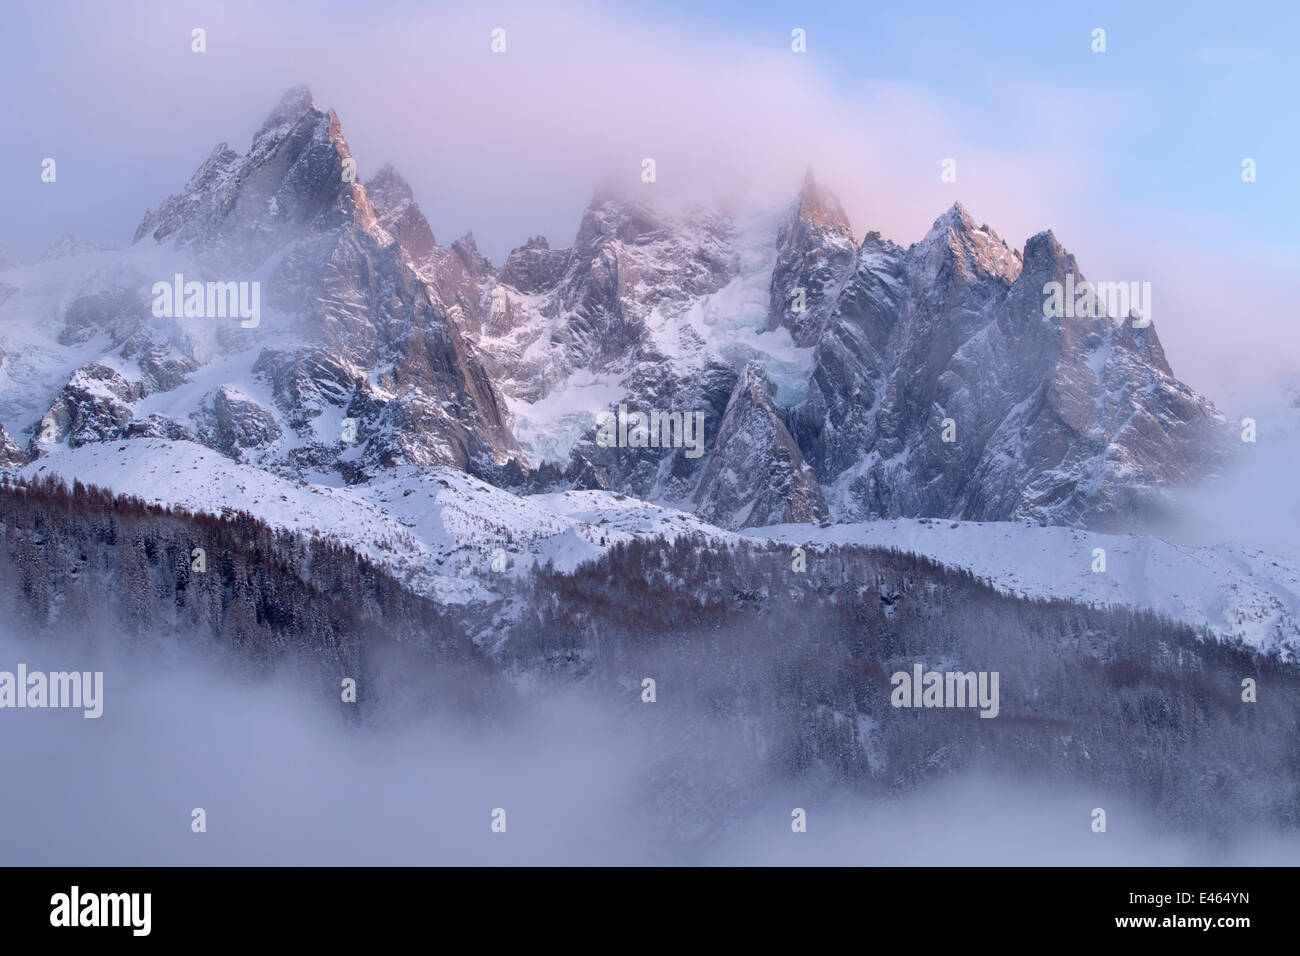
[529,487,743,544]
[751,519,1300,660]
[12,439,735,606]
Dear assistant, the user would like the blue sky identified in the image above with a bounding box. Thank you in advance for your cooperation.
[616,0,1296,253]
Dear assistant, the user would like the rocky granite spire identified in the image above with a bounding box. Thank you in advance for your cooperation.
[766,170,859,346]
[692,363,828,529]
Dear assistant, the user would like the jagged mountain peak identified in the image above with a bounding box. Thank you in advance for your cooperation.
[575,190,668,248]
[795,168,853,236]
[244,86,339,174]
[1019,228,1083,291]
[451,232,494,275]
[1018,228,1162,352]
[498,234,566,295]
[573,187,736,252]
[367,163,415,206]
[366,164,437,259]
[931,199,975,230]
[1024,227,1061,254]
[132,86,370,265]
[30,87,522,480]
[913,200,1022,285]
[764,173,861,345]
[922,201,1007,250]
[259,84,318,133]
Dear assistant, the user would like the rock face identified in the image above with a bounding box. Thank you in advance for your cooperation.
[473,191,736,405]
[34,364,142,452]
[191,386,283,459]
[766,171,859,347]
[497,236,568,295]
[781,199,1230,527]
[0,424,26,466]
[692,363,827,529]
[365,164,438,263]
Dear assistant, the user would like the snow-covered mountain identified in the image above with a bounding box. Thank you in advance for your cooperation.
[768,182,1231,529]
[7,86,517,485]
[0,86,1242,542]
[441,166,1232,531]
[363,156,1231,531]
